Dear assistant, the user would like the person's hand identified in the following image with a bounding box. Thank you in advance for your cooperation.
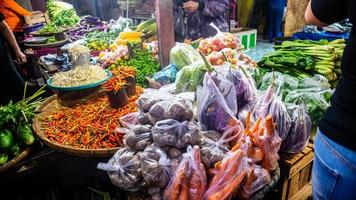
[183,1,199,13]
[15,50,27,64]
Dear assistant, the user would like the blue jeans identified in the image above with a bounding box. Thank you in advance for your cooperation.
[313,130,356,200]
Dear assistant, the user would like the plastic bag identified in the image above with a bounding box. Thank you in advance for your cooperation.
[124,124,152,151]
[211,70,238,115]
[152,119,200,148]
[298,75,330,90]
[215,65,257,113]
[148,98,194,124]
[141,145,171,188]
[97,148,143,191]
[198,32,241,55]
[281,104,312,154]
[164,146,207,200]
[175,62,207,93]
[239,164,271,199]
[197,73,237,132]
[136,89,174,112]
[204,150,249,200]
[151,64,178,87]
[254,131,282,172]
[250,85,291,141]
[170,43,202,69]
[200,128,244,168]
[258,72,299,99]
[119,112,139,129]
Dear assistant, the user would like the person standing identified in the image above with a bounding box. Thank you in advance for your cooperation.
[0,0,31,45]
[267,0,285,42]
[178,0,229,40]
[305,0,356,199]
[0,12,27,104]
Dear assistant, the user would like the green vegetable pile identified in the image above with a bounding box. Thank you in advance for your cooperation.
[0,85,46,165]
[258,39,345,85]
[111,48,160,87]
[39,0,80,34]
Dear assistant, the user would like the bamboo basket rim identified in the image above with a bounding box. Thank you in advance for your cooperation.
[33,95,119,157]
[0,147,30,173]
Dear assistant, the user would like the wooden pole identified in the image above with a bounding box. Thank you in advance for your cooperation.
[155,0,175,67]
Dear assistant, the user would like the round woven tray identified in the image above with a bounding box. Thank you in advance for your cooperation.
[0,148,30,173]
[33,95,119,157]
[25,39,69,48]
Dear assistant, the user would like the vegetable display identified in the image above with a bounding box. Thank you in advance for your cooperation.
[68,16,107,41]
[41,87,143,149]
[0,85,45,165]
[258,39,345,83]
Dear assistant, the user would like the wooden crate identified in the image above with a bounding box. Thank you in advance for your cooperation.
[278,143,314,200]
[24,11,50,26]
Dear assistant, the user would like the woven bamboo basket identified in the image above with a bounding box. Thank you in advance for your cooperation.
[0,148,30,173]
[33,95,119,157]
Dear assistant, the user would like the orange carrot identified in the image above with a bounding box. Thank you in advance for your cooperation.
[252,117,262,133]
[178,172,189,200]
[265,115,274,135]
[245,112,251,131]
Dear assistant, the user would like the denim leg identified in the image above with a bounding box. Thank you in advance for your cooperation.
[313,130,356,200]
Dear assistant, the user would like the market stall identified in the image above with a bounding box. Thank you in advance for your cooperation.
[0,0,348,199]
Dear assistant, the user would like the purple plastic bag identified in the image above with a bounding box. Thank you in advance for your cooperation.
[197,73,237,132]
[281,104,312,154]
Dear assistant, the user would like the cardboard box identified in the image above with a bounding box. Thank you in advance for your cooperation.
[230,28,257,49]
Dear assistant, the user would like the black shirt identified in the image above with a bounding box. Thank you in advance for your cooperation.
[311,0,356,151]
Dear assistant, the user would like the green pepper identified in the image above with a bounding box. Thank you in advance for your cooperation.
[0,129,13,150]
[0,153,8,165]
[20,125,35,145]
[11,144,21,156]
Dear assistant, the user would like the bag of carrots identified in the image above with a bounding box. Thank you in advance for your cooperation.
[204,149,249,200]
[164,146,207,200]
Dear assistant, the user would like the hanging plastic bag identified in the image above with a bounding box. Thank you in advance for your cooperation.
[280,104,312,154]
[152,119,200,148]
[197,73,238,132]
[97,148,143,191]
[141,145,171,188]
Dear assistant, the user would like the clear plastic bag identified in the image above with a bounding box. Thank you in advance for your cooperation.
[141,145,171,188]
[250,85,291,141]
[152,119,200,148]
[239,164,271,199]
[170,43,202,69]
[148,98,194,124]
[175,62,207,93]
[197,73,237,132]
[281,104,312,154]
[204,150,249,200]
[124,124,152,151]
[119,112,139,129]
[254,131,282,172]
[97,148,143,191]
[164,146,207,200]
[136,89,174,112]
